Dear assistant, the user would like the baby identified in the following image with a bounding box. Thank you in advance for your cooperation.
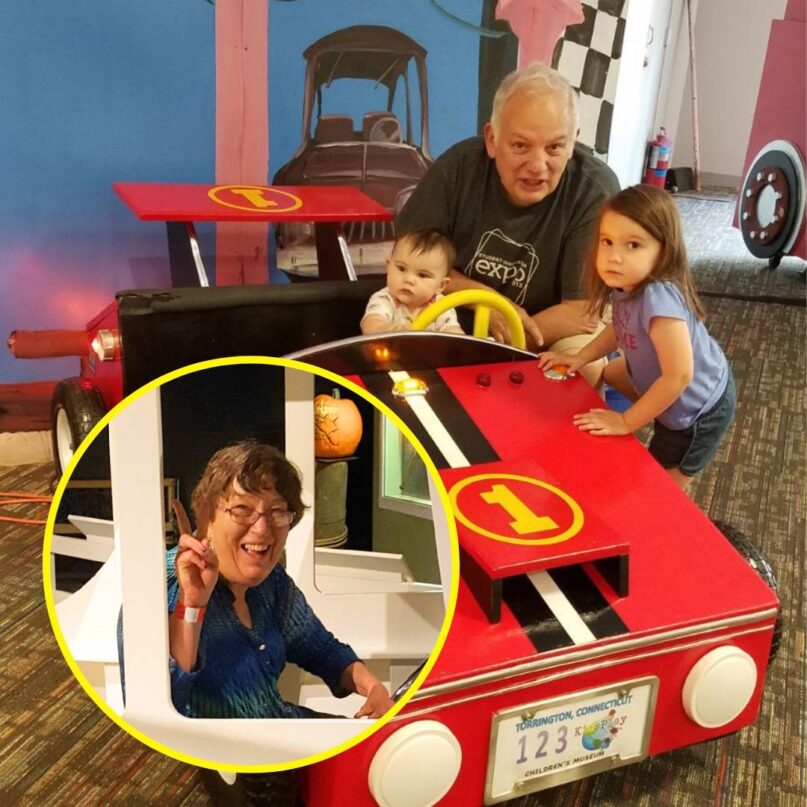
[361,228,464,334]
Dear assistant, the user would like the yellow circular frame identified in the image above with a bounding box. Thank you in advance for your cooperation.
[42,356,459,774]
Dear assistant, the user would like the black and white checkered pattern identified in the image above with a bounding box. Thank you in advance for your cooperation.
[551,0,629,158]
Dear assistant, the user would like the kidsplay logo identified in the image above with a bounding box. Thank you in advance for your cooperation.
[580,709,624,751]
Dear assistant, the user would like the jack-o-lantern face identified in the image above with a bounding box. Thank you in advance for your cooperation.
[314,392,363,458]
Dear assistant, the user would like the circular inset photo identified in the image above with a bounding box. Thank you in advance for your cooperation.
[44,357,457,773]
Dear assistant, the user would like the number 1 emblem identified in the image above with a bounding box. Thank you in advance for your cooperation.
[449,473,584,546]
[481,484,560,535]
[208,184,303,213]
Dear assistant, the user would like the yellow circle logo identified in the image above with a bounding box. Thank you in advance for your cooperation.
[449,473,584,545]
[208,184,303,213]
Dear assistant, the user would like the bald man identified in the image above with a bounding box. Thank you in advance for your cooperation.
[397,63,619,381]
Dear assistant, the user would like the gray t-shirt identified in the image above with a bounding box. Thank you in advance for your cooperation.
[612,282,729,430]
[396,136,619,314]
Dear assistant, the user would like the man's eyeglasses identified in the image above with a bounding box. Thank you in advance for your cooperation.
[217,504,295,528]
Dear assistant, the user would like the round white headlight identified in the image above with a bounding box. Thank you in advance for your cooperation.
[368,721,462,807]
[682,646,758,728]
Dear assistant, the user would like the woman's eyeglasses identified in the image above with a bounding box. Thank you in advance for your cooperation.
[217,504,295,527]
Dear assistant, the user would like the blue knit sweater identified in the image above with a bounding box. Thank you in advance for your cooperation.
[165,546,359,718]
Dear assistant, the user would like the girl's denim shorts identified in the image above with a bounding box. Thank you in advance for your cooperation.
[649,372,736,477]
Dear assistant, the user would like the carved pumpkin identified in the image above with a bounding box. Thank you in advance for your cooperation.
[314,391,363,458]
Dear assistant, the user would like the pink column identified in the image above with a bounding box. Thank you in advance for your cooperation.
[215,1,270,285]
[496,0,584,68]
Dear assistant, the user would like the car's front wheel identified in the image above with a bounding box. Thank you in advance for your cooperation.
[197,769,299,806]
[713,520,782,663]
[50,377,106,476]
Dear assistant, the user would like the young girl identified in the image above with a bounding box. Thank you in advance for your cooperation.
[537,184,735,490]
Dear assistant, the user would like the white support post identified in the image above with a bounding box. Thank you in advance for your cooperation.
[283,367,316,589]
[429,474,453,612]
[109,389,174,719]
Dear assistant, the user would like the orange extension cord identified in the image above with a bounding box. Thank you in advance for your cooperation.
[0,490,53,525]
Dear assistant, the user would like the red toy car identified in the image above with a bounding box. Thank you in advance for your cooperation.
[20,279,781,805]
[284,331,780,805]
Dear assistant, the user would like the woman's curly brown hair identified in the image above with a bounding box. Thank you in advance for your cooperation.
[191,441,307,533]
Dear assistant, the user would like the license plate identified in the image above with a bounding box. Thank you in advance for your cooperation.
[485,677,658,804]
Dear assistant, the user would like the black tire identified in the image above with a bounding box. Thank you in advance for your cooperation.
[768,254,782,269]
[51,377,107,477]
[392,659,427,702]
[713,520,782,663]
[198,769,300,806]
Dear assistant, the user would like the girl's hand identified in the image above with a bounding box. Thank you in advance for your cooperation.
[573,408,632,436]
[354,682,395,719]
[175,532,219,607]
[536,351,585,374]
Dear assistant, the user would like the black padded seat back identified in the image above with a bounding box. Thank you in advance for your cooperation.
[314,115,356,144]
[362,111,401,142]
[117,278,386,393]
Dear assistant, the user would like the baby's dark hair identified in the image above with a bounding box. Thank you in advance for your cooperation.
[393,227,456,275]
[585,184,705,320]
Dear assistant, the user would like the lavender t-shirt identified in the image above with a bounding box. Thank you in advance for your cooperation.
[612,281,728,430]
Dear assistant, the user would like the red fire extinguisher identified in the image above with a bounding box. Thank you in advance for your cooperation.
[643,127,673,188]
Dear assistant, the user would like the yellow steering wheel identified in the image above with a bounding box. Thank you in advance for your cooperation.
[410,289,526,350]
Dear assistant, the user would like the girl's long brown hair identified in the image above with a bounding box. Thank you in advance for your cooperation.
[585,184,705,320]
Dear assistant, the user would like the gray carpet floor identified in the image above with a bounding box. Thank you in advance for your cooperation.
[0,192,804,806]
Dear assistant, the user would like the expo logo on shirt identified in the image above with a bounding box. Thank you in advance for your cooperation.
[466,229,538,306]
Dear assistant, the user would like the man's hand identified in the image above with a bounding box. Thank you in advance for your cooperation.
[532,300,600,346]
[572,408,632,436]
[488,302,543,347]
[445,270,543,347]
[565,307,599,334]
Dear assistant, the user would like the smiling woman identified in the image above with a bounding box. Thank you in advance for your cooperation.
[165,441,393,720]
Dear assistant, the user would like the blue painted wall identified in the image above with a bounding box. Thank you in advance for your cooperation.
[0,1,215,383]
[268,0,485,174]
[1,0,490,385]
